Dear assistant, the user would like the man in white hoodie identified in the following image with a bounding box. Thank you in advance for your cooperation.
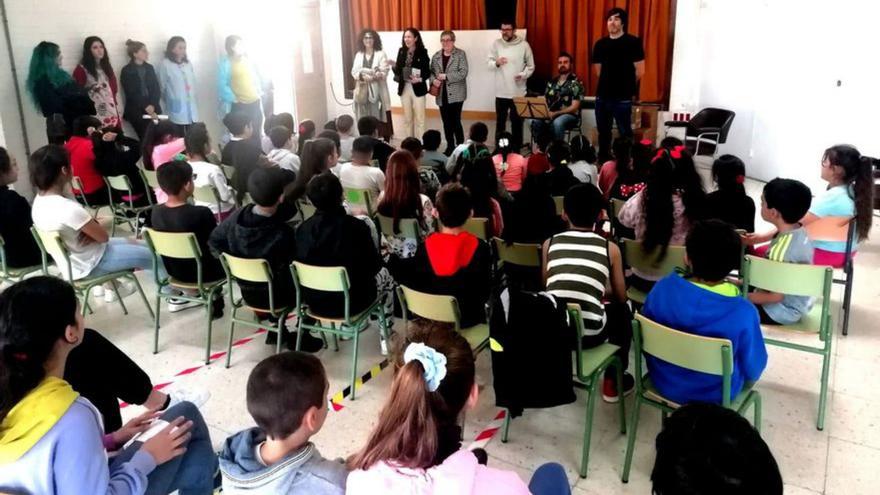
[488,19,534,152]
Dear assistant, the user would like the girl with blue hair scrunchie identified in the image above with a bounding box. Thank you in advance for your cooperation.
[346,322,570,495]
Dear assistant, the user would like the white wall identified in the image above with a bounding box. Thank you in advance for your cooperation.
[670,0,880,191]
[0,0,310,199]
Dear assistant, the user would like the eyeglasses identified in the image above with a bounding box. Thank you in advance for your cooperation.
[441,38,453,42]
[363,36,374,39]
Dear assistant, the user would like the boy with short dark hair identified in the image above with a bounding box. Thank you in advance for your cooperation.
[390,183,492,327]
[748,178,814,324]
[151,159,225,315]
[338,136,386,200]
[267,125,301,173]
[445,122,489,177]
[295,172,382,318]
[643,219,768,405]
[220,352,347,494]
[209,167,322,351]
[652,403,782,495]
[356,116,395,171]
[401,137,440,200]
[336,114,356,162]
[222,110,266,202]
[543,183,633,401]
[421,130,447,176]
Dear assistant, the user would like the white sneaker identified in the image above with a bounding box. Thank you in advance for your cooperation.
[167,298,200,313]
[104,281,136,302]
[166,387,211,410]
[91,285,105,298]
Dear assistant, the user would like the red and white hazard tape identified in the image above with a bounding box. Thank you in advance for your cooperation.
[120,328,267,409]
[468,409,507,450]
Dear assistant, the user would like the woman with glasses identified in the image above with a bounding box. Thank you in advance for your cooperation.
[430,30,469,155]
[351,29,392,126]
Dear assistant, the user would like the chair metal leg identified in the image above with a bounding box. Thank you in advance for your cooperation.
[615,359,627,434]
[580,376,600,478]
[752,392,762,432]
[130,274,155,321]
[501,408,512,443]
[817,344,832,431]
[79,286,93,316]
[621,396,642,483]
[350,330,360,400]
[275,314,285,354]
[296,313,305,351]
[153,293,162,354]
[225,313,237,368]
[841,270,853,336]
[110,280,129,315]
[204,301,214,364]
[332,322,340,352]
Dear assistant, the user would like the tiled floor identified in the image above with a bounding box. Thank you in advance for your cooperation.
[76,168,879,494]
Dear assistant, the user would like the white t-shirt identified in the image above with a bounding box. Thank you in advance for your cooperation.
[339,135,355,162]
[266,148,301,174]
[338,163,386,200]
[190,161,236,214]
[31,194,106,280]
[569,160,598,185]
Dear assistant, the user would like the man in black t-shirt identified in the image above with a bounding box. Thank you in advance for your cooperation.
[591,8,645,162]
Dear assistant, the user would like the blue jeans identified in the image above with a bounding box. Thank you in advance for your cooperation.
[531,113,578,141]
[529,462,570,495]
[89,238,167,281]
[111,402,218,495]
[594,97,633,161]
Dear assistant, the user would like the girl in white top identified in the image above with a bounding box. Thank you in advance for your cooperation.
[29,145,166,285]
[351,29,392,123]
[183,124,235,219]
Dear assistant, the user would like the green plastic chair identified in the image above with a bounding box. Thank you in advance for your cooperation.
[553,196,565,216]
[192,184,223,217]
[344,188,374,217]
[621,239,687,305]
[621,313,762,482]
[0,233,45,284]
[144,229,227,364]
[290,261,390,400]
[397,285,489,354]
[493,237,541,268]
[298,201,317,223]
[30,227,155,320]
[220,164,236,182]
[741,254,834,430]
[377,214,421,240]
[608,198,626,238]
[139,168,160,193]
[71,176,104,218]
[105,175,153,237]
[502,303,626,479]
[220,253,292,365]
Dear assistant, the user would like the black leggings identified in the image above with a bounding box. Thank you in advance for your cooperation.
[439,102,464,151]
[580,302,633,378]
[64,328,154,432]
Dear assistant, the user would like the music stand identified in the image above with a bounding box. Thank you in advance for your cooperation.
[513,96,551,120]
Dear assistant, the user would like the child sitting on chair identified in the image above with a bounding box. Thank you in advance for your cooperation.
[643,219,767,405]
[747,178,815,325]
[220,352,347,494]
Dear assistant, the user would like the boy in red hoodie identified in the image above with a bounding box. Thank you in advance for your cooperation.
[390,183,492,327]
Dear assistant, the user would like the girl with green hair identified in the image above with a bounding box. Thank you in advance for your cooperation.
[26,41,94,143]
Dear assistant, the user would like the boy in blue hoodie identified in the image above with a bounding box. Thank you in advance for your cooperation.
[219,352,347,493]
[643,219,767,405]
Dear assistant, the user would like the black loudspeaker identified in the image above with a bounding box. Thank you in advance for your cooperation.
[485,0,518,29]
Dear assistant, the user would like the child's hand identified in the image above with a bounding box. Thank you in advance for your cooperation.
[741,231,773,246]
[111,410,160,446]
[142,417,193,465]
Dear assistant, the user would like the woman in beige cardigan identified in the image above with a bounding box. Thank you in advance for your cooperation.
[351,29,392,124]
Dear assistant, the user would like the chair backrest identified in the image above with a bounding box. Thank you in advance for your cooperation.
[344,188,374,216]
[462,217,489,240]
[143,229,200,259]
[493,237,541,267]
[31,227,72,280]
[220,253,272,283]
[622,239,687,279]
[398,285,460,328]
[634,314,733,398]
[0,233,9,275]
[690,108,736,143]
[70,176,92,208]
[377,214,421,239]
[742,255,832,299]
[290,262,349,292]
[299,201,317,222]
[221,164,236,182]
[609,198,626,221]
[242,193,254,206]
[553,196,564,216]
[105,175,133,193]
[192,184,222,210]
[140,168,160,190]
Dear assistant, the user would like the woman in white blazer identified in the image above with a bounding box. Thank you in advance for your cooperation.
[351,29,392,124]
